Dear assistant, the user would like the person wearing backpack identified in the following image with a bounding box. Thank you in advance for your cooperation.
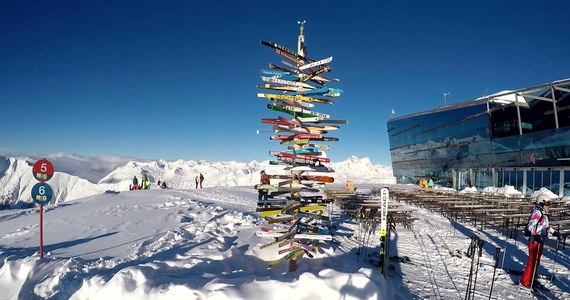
[520,194,561,288]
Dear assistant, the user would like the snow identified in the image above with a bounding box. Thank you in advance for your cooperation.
[1,155,569,299]
[1,184,569,299]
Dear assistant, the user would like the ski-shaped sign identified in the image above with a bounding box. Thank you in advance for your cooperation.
[378,187,389,276]
[299,56,333,70]
[258,93,334,105]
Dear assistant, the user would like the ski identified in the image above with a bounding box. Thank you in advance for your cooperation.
[292,87,343,97]
[267,62,326,86]
[270,133,323,140]
[294,233,333,241]
[272,124,320,135]
[378,187,390,275]
[254,184,276,190]
[302,175,334,183]
[259,238,283,250]
[262,118,297,127]
[257,198,292,204]
[260,40,315,63]
[269,150,331,163]
[255,231,285,238]
[260,76,315,89]
[299,56,332,70]
[281,60,331,84]
[280,139,309,146]
[267,103,330,119]
[305,119,348,125]
[297,67,330,83]
[260,69,294,77]
[292,241,317,253]
[268,248,306,266]
[258,93,334,105]
[266,214,297,224]
[257,83,309,93]
[286,147,320,155]
[278,244,301,255]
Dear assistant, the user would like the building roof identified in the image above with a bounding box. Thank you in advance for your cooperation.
[389,78,570,122]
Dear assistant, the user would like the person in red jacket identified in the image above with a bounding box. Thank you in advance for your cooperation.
[258,170,270,200]
[520,194,561,288]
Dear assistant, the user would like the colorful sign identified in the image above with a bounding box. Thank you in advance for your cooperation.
[32,158,54,182]
[31,182,53,206]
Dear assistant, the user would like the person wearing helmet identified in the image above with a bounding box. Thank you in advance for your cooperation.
[520,194,561,288]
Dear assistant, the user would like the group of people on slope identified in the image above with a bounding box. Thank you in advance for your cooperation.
[130,174,167,190]
[129,173,204,190]
[130,174,151,190]
[195,173,204,189]
[521,194,563,289]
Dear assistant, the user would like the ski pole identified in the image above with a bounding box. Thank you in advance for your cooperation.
[470,238,484,300]
[549,228,561,282]
[488,247,501,300]
[501,237,508,269]
[465,237,476,300]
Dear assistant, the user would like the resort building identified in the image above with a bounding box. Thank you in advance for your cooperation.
[387,78,570,197]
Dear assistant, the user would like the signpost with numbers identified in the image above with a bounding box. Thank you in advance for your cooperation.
[31,158,55,259]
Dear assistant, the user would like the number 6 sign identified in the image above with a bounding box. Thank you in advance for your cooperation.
[31,182,53,205]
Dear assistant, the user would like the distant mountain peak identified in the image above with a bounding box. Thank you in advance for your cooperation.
[0,154,395,209]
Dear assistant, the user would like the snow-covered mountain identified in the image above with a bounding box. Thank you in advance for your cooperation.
[0,154,395,209]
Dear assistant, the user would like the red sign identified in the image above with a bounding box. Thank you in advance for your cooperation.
[33,159,54,182]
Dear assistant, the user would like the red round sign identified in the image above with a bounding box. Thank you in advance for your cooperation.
[33,159,54,182]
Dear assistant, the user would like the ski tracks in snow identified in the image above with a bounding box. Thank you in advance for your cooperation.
[388,207,469,300]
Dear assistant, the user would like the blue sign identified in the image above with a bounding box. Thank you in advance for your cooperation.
[31,182,53,206]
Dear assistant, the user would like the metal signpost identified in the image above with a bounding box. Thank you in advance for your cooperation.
[31,158,54,259]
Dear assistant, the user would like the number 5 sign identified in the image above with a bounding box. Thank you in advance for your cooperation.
[33,159,54,182]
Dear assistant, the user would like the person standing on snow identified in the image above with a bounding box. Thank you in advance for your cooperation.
[199,173,204,188]
[258,170,270,200]
[520,194,561,288]
[195,175,199,189]
[132,176,139,190]
[141,174,149,190]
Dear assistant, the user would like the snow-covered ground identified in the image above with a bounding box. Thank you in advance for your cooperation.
[1,185,568,299]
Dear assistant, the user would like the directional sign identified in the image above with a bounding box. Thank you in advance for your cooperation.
[31,182,53,206]
[33,159,54,182]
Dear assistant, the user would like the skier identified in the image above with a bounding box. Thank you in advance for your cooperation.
[258,170,270,200]
[161,181,167,189]
[520,194,561,288]
[141,174,149,190]
[199,173,204,188]
[132,176,139,190]
[195,175,199,189]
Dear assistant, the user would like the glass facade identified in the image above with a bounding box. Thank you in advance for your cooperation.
[387,79,570,197]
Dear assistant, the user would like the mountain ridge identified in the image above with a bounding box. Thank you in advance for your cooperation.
[0,154,395,209]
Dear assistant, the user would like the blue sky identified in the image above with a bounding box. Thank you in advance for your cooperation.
[1,1,569,166]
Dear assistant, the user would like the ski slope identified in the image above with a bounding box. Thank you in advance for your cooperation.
[0,185,568,299]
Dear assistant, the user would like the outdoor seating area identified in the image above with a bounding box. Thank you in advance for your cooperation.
[389,189,570,249]
[325,188,418,230]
